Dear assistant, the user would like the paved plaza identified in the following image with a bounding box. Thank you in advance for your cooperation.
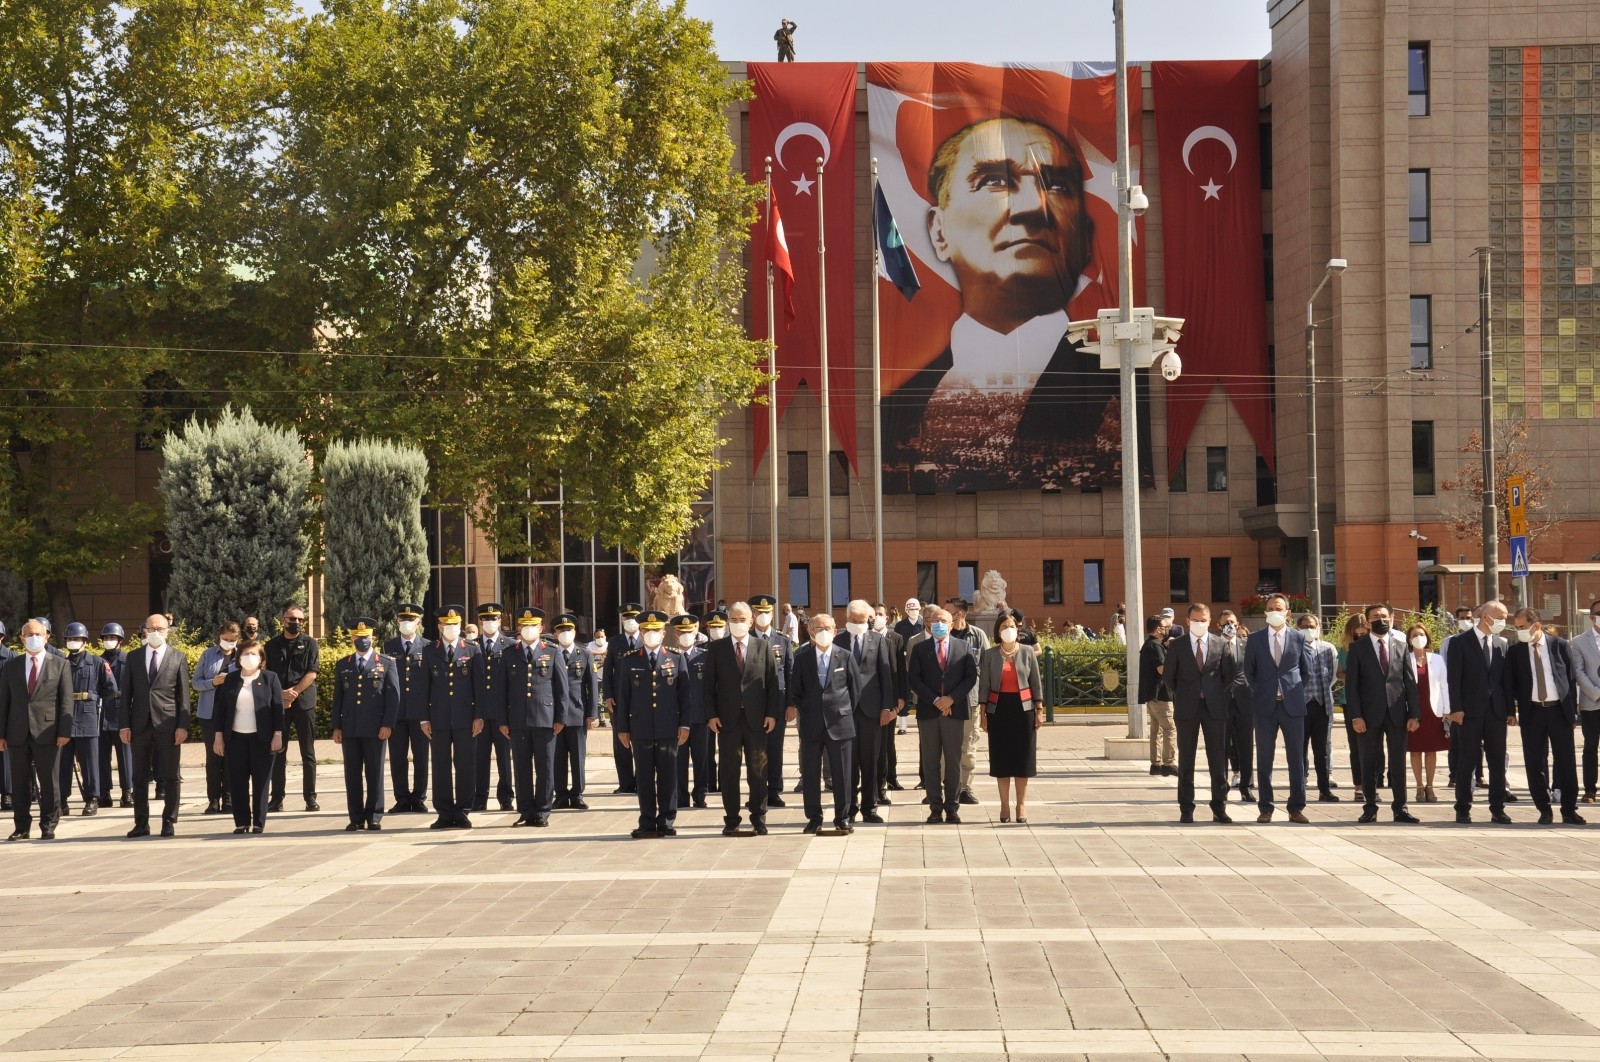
[4,723,1600,1061]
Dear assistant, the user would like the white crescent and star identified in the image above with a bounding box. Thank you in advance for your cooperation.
[775,121,831,195]
[1182,124,1238,202]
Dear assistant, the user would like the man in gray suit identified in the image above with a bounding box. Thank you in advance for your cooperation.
[0,619,73,840]
[118,614,191,837]
[1164,604,1235,823]
[838,599,897,823]
[702,600,781,836]
[1571,601,1600,803]
[1343,604,1421,824]
[788,614,862,834]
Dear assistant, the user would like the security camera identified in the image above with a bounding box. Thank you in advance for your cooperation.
[1128,185,1149,215]
[1159,351,1182,381]
[1065,318,1097,350]
[1408,529,1428,541]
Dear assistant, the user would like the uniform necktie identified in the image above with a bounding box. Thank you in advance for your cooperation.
[403,640,411,656]
[447,645,455,665]
[1379,635,1389,673]
[1534,640,1550,702]
[525,645,534,664]
[564,649,572,666]
[28,656,39,695]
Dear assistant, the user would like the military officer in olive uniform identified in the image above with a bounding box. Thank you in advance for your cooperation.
[603,602,645,793]
[333,618,401,831]
[496,607,567,827]
[750,595,796,806]
[383,604,431,813]
[615,610,695,838]
[672,614,713,810]
[60,622,118,816]
[553,612,599,810]
[471,602,515,812]
[422,606,484,829]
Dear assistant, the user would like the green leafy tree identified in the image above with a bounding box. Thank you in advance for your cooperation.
[0,0,298,622]
[322,437,430,631]
[244,0,764,563]
[160,407,313,634]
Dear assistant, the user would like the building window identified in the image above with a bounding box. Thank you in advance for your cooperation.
[957,561,977,604]
[916,561,938,606]
[1408,43,1430,116]
[1263,232,1274,302]
[1169,450,1188,492]
[1211,557,1232,604]
[1206,447,1228,492]
[1169,558,1190,604]
[830,563,850,607]
[829,450,849,497]
[1255,455,1277,506]
[1043,560,1064,605]
[1084,560,1104,605]
[788,563,811,607]
[1412,420,1435,496]
[1409,170,1430,243]
[1410,296,1433,369]
[1259,120,1272,190]
[786,451,808,498]
[1417,546,1440,611]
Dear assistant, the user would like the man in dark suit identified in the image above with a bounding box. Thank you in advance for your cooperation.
[874,602,907,795]
[1446,600,1516,824]
[422,605,483,829]
[838,600,897,823]
[1241,594,1311,824]
[1217,610,1253,802]
[1164,605,1235,823]
[789,614,861,833]
[383,603,431,813]
[750,595,795,807]
[0,619,73,840]
[1508,607,1585,825]
[118,614,191,838]
[701,601,781,835]
[331,618,401,831]
[1343,604,1422,824]
[908,606,977,824]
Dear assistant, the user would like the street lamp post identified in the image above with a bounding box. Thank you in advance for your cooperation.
[1113,0,1144,741]
[1305,257,1346,620]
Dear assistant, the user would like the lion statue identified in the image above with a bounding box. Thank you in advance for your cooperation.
[970,569,1010,613]
[651,573,687,617]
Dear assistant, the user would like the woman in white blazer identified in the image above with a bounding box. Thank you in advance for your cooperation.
[1405,622,1450,803]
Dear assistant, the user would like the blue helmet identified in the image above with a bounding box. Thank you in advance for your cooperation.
[100,622,126,640]
[64,622,90,640]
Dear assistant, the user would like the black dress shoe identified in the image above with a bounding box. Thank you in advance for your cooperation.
[1393,810,1421,824]
[498,798,514,811]
[428,817,452,830]
[612,786,635,795]
[453,815,473,829]
[1357,810,1378,823]
[803,820,822,834]
[470,800,488,813]
[946,813,962,825]
[204,802,222,815]
[693,797,707,809]
[660,826,677,837]
[1318,790,1341,803]
[511,817,531,827]
[234,826,249,834]
[530,818,548,827]
[1563,812,1587,825]
[119,794,134,808]
[768,795,787,808]
[1455,811,1472,824]
[81,803,97,816]
[0,796,10,811]
[1179,810,1194,824]
[39,827,55,840]
[411,799,430,813]
[552,796,571,809]
[160,824,175,837]
[7,829,29,841]
[925,812,943,824]
[572,799,589,810]
[1213,811,1233,824]
[368,821,382,831]
[1164,766,1179,777]
[721,824,741,837]
[126,825,150,838]
[1491,811,1513,824]
[1239,787,1255,803]
[886,779,904,791]
[752,821,768,836]
[267,800,284,813]
[862,812,885,824]
[251,825,263,834]
[1504,791,1519,802]
[345,822,363,832]
[958,789,979,805]
[1539,810,1555,824]
[388,802,410,814]
[1150,764,1161,775]
[630,827,658,839]
[878,792,892,805]
[836,822,854,834]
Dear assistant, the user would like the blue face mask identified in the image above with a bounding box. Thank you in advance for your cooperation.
[354,637,373,653]
[930,622,950,638]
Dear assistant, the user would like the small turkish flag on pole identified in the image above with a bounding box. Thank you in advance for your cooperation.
[766,184,796,330]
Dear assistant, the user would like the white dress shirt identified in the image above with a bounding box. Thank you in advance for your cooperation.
[940,309,1072,396]
[233,674,260,734]
[1528,635,1562,702]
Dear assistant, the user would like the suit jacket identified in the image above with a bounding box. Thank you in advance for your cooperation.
[382,635,429,721]
[789,643,860,742]
[123,644,191,734]
[1571,629,1600,713]
[1242,626,1310,718]
[0,651,73,745]
[1166,632,1233,722]
[213,670,287,737]
[977,644,1042,711]
[332,652,401,737]
[1507,634,1579,725]
[1344,632,1421,727]
[908,637,977,721]
[836,629,897,721]
[1445,626,1515,721]
[423,638,482,729]
[701,634,781,731]
[614,646,695,739]
[880,627,907,703]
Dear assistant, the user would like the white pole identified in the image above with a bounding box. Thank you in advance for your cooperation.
[1114,0,1145,741]
[766,159,781,598]
[871,158,885,604]
[817,156,833,615]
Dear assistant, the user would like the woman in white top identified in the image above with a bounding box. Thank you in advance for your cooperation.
[213,640,287,833]
[1405,623,1451,803]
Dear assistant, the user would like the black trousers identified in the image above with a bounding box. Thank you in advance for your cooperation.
[633,738,679,831]
[1303,699,1333,790]
[202,718,228,804]
[226,731,274,829]
[388,719,430,805]
[7,740,60,833]
[918,714,965,815]
[612,725,635,790]
[473,724,513,806]
[342,735,387,826]
[429,726,477,819]
[98,728,131,800]
[271,704,318,803]
[1226,702,1254,786]
[1520,702,1579,816]
[1582,711,1600,796]
[1358,717,1411,814]
[555,724,587,799]
[57,734,98,805]
[130,729,181,828]
[765,716,789,798]
[510,726,556,820]
[718,719,769,826]
[1453,715,1509,814]
[801,728,854,826]
[1176,712,1229,815]
[880,717,897,786]
[849,716,884,816]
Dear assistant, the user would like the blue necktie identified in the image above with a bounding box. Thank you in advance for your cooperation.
[818,650,828,686]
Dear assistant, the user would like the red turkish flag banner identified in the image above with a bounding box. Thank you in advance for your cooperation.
[748,62,857,473]
[1152,60,1274,474]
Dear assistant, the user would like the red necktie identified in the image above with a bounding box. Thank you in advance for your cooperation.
[938,640,947,669]
[28,656,39,695]
[1379,636,1389,673]
[736,639,745,672]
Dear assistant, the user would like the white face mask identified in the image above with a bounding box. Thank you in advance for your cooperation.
[728,621,751,639]
[708,627,727,640]
[998,627,1018,644]
[219,639,237,653]
[1222,623,1237,637]
[144,630,167,649]
[100,639,119,652]
[239,653,262,673]
[441,625,461,643]
[845,621,868,638]
[641,630,664,649]
[678,632,697,648]
[480,620,500,638]
[754,612,772,629]
[1488,618,1507,635]
[812,631,834,651]
[398,619,419,637]
[1458,619,1475,632]
[1263,611,1287,629]
[1410,635,1428,650]
[1516,627,1535,643]
[905,607,920,620]
[556,630,576,648]
[621,617,639,634]
[1189,620,1210,638]
[66,639,85,653]
[24,635,47,653]
[872,615,887,631]
[520,626,541,643]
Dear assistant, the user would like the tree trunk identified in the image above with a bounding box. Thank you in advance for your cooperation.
[45,579,76,634]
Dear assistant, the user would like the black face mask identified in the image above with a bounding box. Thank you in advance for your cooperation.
[1369,619,1390,635]
[243,627,258,638]
[284,621,302,636]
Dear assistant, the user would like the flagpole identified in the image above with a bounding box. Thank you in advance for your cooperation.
[870,158,885,604]
[816,155,832,615]
[765,158,780,599]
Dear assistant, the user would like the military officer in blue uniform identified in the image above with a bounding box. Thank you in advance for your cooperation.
[615,610,696,838]
[496,607,567,827]
[750,595,796,806]
[552,612,599,811]
[471,602,515,812]
[59,623,118,817]
[422,605,483,829]
[672,614,713,810]
[96,623,133,809]
[602,602,645,793]
[333,618,402,831]
[383,603,431,813]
